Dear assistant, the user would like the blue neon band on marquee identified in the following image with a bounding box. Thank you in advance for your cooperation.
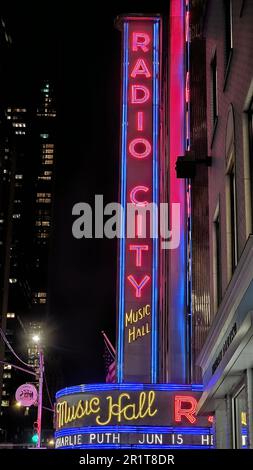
[118,21,128,383]
[55,382,203,399]
[55,426,212,437]
[151,20,159,383]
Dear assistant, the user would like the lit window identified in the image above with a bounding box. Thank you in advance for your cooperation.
[37,192,51,197]
[3,373,11,379]
[40,134,49,139]
[233,386,248,449]
[1,400,10,407]
[37,232,49,238]
[37,292,47,298]
[6,313,15,318]
[248,99,253,221]
[9,278,17,284]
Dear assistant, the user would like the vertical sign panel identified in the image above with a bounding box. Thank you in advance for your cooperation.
[117,17,160,383]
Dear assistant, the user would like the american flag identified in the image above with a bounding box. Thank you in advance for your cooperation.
[102,332,116,383]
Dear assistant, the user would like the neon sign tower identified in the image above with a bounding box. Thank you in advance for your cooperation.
[116,0,188,384]
[54,0,214,450]
[116,15,160,384]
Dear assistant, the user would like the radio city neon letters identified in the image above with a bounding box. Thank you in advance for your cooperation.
[129,245,149,267]
[129,138,152,159]
[131,58,151,78]
[130,186,149,207]
[132,32,150,52]
[127,274,150,298]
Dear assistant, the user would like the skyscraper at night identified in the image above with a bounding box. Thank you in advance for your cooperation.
[0,81,56,442]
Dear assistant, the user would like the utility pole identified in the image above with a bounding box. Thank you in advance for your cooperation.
[37,347,44,448]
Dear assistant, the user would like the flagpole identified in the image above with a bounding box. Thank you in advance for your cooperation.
[101,331,116,355]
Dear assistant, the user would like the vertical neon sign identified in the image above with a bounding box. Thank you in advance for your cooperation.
[117,16,160,383]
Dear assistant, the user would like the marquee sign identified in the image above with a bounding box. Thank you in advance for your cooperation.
[54,384,213,449]
[117,15,160,383]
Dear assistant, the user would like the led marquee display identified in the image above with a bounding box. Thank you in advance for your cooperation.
[54,384,213,449]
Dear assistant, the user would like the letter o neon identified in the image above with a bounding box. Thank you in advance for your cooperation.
[129,138,151,159]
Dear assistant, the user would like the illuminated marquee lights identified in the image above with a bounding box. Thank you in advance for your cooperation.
[56,383,204,399]
[54,386,213,449]
[118,16,160,384]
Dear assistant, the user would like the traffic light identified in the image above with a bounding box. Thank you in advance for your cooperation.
[32,421,39,444]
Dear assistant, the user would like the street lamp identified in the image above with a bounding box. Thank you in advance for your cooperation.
[32,334,40,344]
[31,333,44,449]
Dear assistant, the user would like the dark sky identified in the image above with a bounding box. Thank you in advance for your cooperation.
[1,1,168,388]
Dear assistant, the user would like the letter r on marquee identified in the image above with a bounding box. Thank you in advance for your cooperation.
[174,396,197,424]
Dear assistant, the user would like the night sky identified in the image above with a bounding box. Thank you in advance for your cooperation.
[1,1,167,388]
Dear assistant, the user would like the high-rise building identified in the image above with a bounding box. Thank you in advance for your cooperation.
[0,81,56,443]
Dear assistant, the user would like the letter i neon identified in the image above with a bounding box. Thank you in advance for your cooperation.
[137,111,144,131]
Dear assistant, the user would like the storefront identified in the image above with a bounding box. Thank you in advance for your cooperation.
[197,236,253,449]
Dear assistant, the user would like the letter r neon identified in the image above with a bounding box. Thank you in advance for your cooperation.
[174,396,197,424]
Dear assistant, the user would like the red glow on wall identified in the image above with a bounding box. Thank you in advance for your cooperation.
[130,244,149,267]
[132,32,151,52]
[131,85,150,104]
[174,396,197,424]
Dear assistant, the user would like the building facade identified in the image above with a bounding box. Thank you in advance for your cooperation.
[0,81,56,443]
[196,0,253,449]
